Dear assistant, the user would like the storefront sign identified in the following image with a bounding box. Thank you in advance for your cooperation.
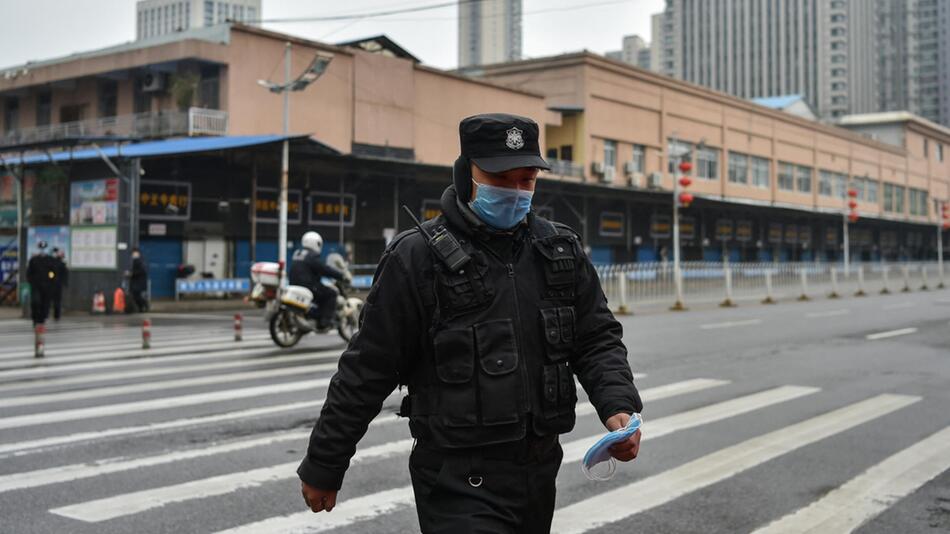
[715,219,733,241]
[649,214,671,238]
[148,223,167,236]
[599,212,624,237]
[70,178,119,225]
[0,243,16,288]
[680,216,696,239]
[70,226,117,270]
[736,220,753,242]
[798,225,812,245]
[140,180,191,221]
[0,174,16,228]
[27,226,70,263]
[824,226,838,246]
[254,187,302,224]
[768,222,783,244]
[421,199,442,221]
[308,192,356,227]
[784,224,798,244]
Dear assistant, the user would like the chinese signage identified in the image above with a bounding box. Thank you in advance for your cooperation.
[140,180,191,221]
[715,219,733,241]
[308,192,356,227]
[27,226,70,263]
[70,178,119,225]
[599,212,624,237]
[768,222,783,244]
[177,278,250,294]
[680,216,696,239]
[736,220,753,242]
[255,187,302,224]
[0,174,16,228]
[798,226,812,245]
[0,243,16,289]
[421,199,442,221]
[71,226,117,270]
[824,227,838,246]
[784,224,798,244]
[649,214,671,238]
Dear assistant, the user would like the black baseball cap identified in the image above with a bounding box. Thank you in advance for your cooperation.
[459,113,551,173]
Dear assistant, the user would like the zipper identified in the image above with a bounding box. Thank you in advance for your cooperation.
[507,263,531,414]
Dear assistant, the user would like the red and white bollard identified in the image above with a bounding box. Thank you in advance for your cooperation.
[234,313,243,342]
[34,324,46,358]
[142,318,152,350]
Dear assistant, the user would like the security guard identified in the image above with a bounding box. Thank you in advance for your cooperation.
[298,113,643,533]
[26,241,59,326]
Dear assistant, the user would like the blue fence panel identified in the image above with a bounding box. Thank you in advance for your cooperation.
[140,238,183,299]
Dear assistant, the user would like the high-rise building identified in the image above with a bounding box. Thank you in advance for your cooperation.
[136,0,260,41]
[606,35,652,70]
[458,0,522,69]
[650,13,664,73]
[655,0,876,120]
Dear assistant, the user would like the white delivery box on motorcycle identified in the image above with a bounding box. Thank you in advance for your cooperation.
[280,285,314,310]
[251,262,281,287]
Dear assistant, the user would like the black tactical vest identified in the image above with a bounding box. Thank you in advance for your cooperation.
[400,213,581,448]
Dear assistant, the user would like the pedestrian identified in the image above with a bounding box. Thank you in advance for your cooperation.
[128,247,149,313]
[26,241,58,326]
[297,113,643,533]
[50,248,68,321]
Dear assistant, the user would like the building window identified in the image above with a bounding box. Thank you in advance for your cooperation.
[198,65,221,109]
[833,172,848,198]
[35,91,51,127]
[865,179,878,203]
[924,139,929,158]
[819,170,834,197]
[668,139,692,172]
[98,79,118,118]
[560,145,573,162]
[939,143,944,162]
[204,0,214,25]
[778,162,795,191]
[853,176,865,200]
[884,183,906,213]
[3,97,19,133]
[632,144,645,173]
[603,139,617,169]
[751,157,770,188]
[247,7,256,21]
[796,165,812,193]
[696,147,718,180]
[909,188,929,216]
[546,148,558,160]
[728,151,748,184]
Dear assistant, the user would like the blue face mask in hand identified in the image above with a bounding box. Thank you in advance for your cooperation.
[469,181,534,230]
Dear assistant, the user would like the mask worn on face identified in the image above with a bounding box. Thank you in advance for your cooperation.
[469,180,534,230]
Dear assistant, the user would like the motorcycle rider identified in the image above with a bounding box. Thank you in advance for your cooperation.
[289,231,349,331]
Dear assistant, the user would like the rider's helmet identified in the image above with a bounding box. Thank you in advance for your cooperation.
[301,231,323,254]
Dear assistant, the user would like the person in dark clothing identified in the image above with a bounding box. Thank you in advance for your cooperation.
[50,248,68,320]
[26,241,59,326]
[297,113,642,533]
[288,231,347,330]
[129,248,149,313]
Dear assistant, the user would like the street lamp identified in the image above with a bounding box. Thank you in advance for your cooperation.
[668,134,699,311]
[257,45,333,286]
[842,179,859,275]
[936,198,948,288]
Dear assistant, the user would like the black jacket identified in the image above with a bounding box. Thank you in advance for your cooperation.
[27,254,59,292]
[288,249,345,289]
[298,185,641,491]
[130,257,148,292]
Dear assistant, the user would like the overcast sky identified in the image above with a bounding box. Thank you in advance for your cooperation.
[0,0,664,71]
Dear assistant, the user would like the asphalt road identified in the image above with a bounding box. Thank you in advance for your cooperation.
[0,288,948,533]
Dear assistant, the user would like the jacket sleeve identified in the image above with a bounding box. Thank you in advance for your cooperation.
[306,253,345,281]
[297,248,423,490]
[569,242,642,425]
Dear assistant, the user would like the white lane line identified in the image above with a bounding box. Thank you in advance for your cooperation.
[42,386,760,532]
[881,302,914,311]
[207,384,817,534]
[805,309,850,318]
[6,380,709,493]
[0,350,338,395]
[550,394,921,534]
[0,377,334,431]
[0,361,340,409]
[866,327,918,341]
[752,425,950,533]
[0,332,270,360]
[700,319,762,330]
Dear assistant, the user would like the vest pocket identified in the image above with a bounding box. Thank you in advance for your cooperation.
[474,319,522,426]
[540,306,576,362]
[542,361,577,418]
[434,254,494,316]
[434,328,477,427]
[534,237,576,297]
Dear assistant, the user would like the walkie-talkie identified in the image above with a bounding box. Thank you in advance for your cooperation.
[402,205,470,273]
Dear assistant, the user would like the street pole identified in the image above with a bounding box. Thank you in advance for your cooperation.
[937,198,945,288]
[842,212,850,277]
[671,138,684,310]
[278,42,290,287]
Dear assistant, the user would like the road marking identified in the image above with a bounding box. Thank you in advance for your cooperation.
[805,309,850,318]
[550,394,920,533]
[0,361,340,409]
[49,381,804,523]
[0,332,270,360]
[751,425,950,533]
[700,319,762,330]
[881,302,914,310]
[206,385,818,534]
[866,327,918,341]
[6,379,710,492]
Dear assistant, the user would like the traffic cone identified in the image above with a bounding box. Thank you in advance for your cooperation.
[234,313,243,342]
[34,324,45,358]
[142,318,151,350]
[91,291,106,314]
[112,288,126,314]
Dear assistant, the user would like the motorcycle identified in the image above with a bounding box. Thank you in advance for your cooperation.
[249,253,364,348]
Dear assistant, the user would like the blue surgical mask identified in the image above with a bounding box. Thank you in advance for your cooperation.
[469,181,534,230]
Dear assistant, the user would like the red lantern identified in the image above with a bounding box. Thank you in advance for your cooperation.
[679,192,694,206]
[848,212,859,223]
[847,189,858,198]
[848,200,858,209]
[678,161,693,173]
[679,176,692,188]
[943,222,950,230]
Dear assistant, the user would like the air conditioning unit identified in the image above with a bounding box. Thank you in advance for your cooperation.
[628,172,644,188]
[591,161,605,175]
[602,166,616,183]
[647,172,663,189]
[623,161,640,176]
[141,72,166,93]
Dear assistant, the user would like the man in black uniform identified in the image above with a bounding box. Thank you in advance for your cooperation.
[289,231,347,330]
[129,247,149,313]
[50,248,68,321]
[298,113,642,533]
[26,241,58,326]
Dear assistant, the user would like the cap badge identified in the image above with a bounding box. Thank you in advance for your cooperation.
[505,127,524,150]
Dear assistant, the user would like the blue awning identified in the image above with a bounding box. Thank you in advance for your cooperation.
[1,135,337,165]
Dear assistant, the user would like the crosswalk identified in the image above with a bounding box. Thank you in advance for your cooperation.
[0,317,947,533]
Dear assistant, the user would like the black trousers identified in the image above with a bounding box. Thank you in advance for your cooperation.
[30,287,51,325]
[409,435,562,534]
[51,287,63,320]
[311,285,336,325]
[130,289,149,313]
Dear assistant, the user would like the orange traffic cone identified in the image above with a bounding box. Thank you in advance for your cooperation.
[91,291,106,314]
[112,288,126,314]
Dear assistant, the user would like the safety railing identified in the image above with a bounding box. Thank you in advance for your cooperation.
[595,261,947,312]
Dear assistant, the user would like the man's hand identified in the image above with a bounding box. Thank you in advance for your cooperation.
[604,412,642,462]
[301,481,338,513]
